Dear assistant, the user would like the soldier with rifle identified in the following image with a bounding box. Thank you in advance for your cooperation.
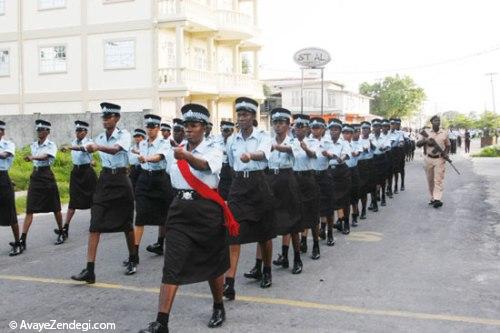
[416,115,453,208]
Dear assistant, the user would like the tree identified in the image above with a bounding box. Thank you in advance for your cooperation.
[475,111,500,137]
[359,75,426,119]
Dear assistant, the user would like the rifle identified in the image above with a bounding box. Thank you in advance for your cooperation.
[420,130,460,175]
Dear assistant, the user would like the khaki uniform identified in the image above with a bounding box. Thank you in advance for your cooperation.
[421,129,450,201]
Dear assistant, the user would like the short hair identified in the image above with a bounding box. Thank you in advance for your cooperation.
[430,115,440,122]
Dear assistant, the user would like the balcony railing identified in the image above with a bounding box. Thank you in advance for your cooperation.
[159,67,262,96]
[158,0,258,37]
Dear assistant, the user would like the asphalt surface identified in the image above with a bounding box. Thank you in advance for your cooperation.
[1,147,500,333]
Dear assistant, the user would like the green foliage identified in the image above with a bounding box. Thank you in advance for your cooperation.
[359,75,426,119]
[473,145,500,157]
[442,112,475,129]
[475,111,500,137]
[12,145,102,214]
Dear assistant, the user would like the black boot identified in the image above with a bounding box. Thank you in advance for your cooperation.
[311,243,320,260]
[327,227,335,246]
[243,261,262,280]
[334,219,342,232]
[223,279,235,301]
[394,184,399,194]
[138,322,168,333]
[342,217,350,235]
[71,268,95,284]
[125,255,138,275]
[53,224,69,238]
[260,268,272,288]
[207,306,225,328]
[300,236,307,253]
[368,202,374,211]
[360,208,367,220]
[401,183,405,191]
[292,257,303,274]
[54,229,66,245]
[9,241,23,256]
[272,254,289,268]
[352,214,358,227]
[123,256,140,266]
[372,202,379,212]
[146,242,164,255]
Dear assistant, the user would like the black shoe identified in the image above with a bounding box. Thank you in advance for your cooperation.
[207,307,225,328]
[123,256,140,267]
[327,230,335,246]
[300,238,307,253]
[292,259,303,274]
[223,284,235,301]
[368,203,374,211]
[9,242,23,256]
[19,239,26,251]
[54,231,66,245]
[433,200,443,208]
[381,200,386,206]
[401,185,405,191]
[388,192,393,199]
[428,199,436,205]
[125,261,137,275]
[260,272,272,288]
[319,227,326,240]
[352,217,358,227]
[334,219,342,232]
[311,245,320,260]
[272,254,289,268]
[146,243,164,255]
[138,321,168,333]
[372,204,379,212]
[243,266,262,280]
[342,219,350,235]
[394,188,399,194]
[71,269,95,284]
[360,209,367,220]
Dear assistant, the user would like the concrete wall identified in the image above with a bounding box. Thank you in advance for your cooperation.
[1,111,147,147]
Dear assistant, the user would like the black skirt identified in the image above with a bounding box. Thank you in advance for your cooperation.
[69,165,98,210]
[349,167,360,204]
[129,165,141,189]
[295,171,320,229]
[267,169,302,235]
[228,171,275,245]
[314,170,334,217]
[89,170,134,233]
[162,197,229,285]
[0,172,17,226]
[331,164,351,210]
[392,147,404,173]
[217,163,232,201]
[357,159,374,195]
[385,150,394,179]
[372,154,387,187]
[135,170,173,226]
[26,167,61,214]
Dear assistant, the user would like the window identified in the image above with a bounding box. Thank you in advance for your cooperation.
[193,47,207,70]
[161,41,176,67]
[104,40,135,70]
[291,91,300,107]
[39,46,67,74]
[38,0,66,10]
[0,0,5,15]
[0,50,9,76]
[327,91,336,107]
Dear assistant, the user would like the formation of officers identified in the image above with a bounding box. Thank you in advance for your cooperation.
[0,98,414,333]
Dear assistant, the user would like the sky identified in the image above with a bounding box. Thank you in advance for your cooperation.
[257,0,500,116]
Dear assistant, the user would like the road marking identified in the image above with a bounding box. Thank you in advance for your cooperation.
[1,274,500,327]
[347,231,383,242]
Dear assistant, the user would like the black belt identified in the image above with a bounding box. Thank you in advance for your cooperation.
[174,189,202,200]
[373,154,385,159]
[233,170,264,179]
[131,165,141,170]
[328,163,347,170]
[102,167,128,175]
[312,169,328,175]
[294,170,312,176]
[266,168,293,175]
[33,166,50,171]
[140,169,166,176]
[73,164,91,169]
[427,155,441,159]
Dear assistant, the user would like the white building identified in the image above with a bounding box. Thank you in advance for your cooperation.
[0,0,263,124]
[264,78,371,122]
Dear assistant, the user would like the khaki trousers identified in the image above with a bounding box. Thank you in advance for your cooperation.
[424,156,446,201]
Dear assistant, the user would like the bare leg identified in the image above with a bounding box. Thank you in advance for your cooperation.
[255,243,262,260]
[22,213,34,234]
[158,283,179,314]
[54,211,63,229]
[282,234,291,247]
[87,232,101,262]
[225,244,240,278]
[11,223,20,242]
[291,233,300,253]
[134,226,145,246]
[124,230,137,256]
[65,208,76,225]
[259,240,273,267]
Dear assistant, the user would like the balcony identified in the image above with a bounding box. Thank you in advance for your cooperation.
[157,0,258,39]
[158,67,262,97]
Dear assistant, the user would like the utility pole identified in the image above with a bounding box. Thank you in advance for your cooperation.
[485,72,497,113]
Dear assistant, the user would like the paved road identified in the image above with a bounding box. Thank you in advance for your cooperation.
[1,150,500,333]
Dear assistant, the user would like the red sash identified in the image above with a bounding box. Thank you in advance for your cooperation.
[177,159,239,237]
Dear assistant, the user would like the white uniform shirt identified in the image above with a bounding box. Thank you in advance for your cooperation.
[30,138,57,167]
[0,138,15,171]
